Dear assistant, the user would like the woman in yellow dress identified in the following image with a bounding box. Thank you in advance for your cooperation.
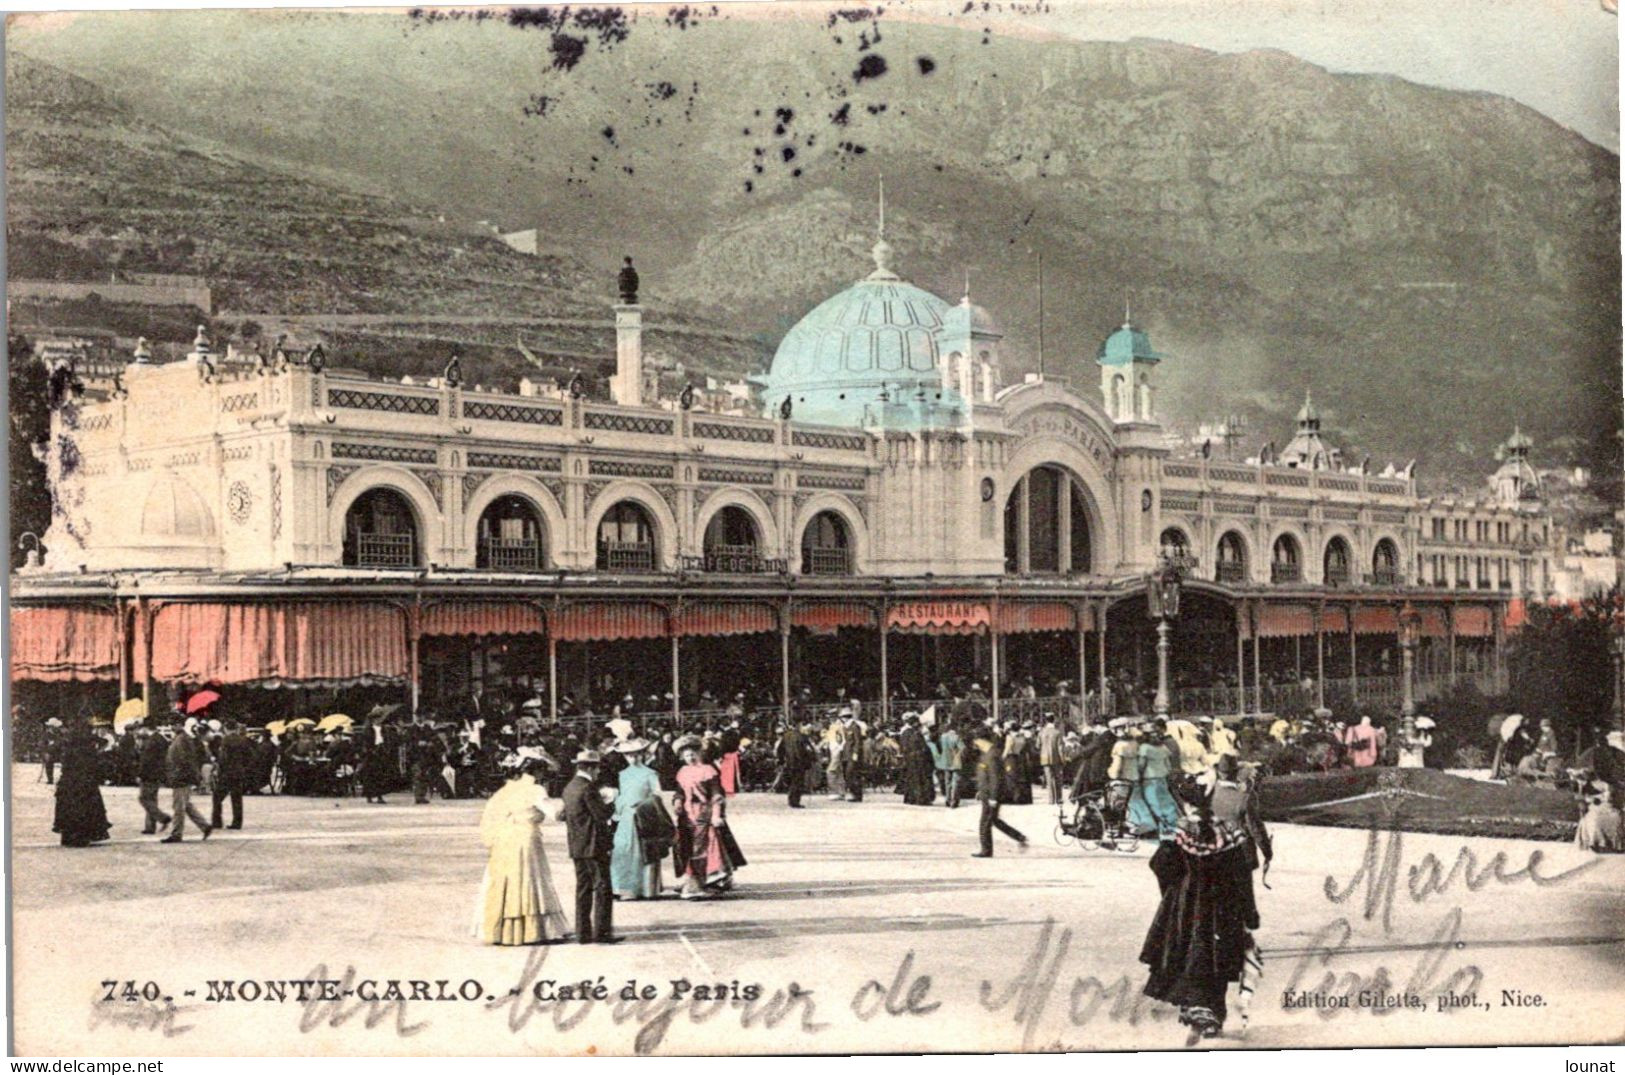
[474,751,569,945]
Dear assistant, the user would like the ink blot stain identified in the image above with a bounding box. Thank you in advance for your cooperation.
[853,54,888,82]
[781,146,797,163]
[831,103,852,126]
[917,56,936,75]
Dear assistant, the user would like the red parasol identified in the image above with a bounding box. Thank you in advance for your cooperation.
[184,690,222,715]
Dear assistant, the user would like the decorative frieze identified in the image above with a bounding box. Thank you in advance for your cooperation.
[221,391,261,413]
[1163,463,1201,479]
[792,429,868,452]
[1369,480,1408,496]
[1319,476,1360,492]
[583,410,674,436]
[327,387,441,416]
[332,442,437,465]
[467,452,563,472]
[1212,498,1258,516]
[1161,495,1200,513]
[1371,509,1409,524]
[798,472,867,492]
[1209,466,1256,483]
[462,399,564,426]
[589,459,674,481]
[699,467,773,486]
[1324,507,1360,522]
[1265,472,1311,488]
[694,420,774,444]
[1271,503,1310,518]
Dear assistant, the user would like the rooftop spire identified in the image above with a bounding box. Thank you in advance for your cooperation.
[867,173,897,280]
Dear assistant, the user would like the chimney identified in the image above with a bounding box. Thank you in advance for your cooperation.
[611,256,643,407]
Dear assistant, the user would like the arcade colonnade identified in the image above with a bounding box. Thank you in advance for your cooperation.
[9,583,1510,724]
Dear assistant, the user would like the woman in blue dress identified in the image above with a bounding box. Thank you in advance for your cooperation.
[610,739,666,900]
[1128,720,1181,840]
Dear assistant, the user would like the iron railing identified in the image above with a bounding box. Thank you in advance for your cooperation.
[1216,562,1246,584]
[1271,562,1303,584]
[804,547,853,575]
[479,537,542,572]
[353,532,414,568]
[599,541,654,572]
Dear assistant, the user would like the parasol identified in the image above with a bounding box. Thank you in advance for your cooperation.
[264,720,288,737]
[606,717,633,742]
[284,717,317,732]
[366,703,403,721]
[1414,717,1437,731]
[113,698,148,733]
[316,713,354,732]
[184,690,222,715]
[918,705,937,728]
[520,698,544,711]
[1500,714,1525,742]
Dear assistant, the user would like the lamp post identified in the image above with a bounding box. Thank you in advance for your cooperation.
[1147,546,1192,718]
[1398,603,1424,767]
[1612,630,1625,736]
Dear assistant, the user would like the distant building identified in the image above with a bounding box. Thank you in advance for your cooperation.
[500,229,540,256]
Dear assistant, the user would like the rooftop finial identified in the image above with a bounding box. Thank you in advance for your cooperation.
[867,173,896,280]
[963,266,971,304]
[1123,293,1132,330]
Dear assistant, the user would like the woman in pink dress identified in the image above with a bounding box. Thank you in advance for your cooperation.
[671,736,747,899]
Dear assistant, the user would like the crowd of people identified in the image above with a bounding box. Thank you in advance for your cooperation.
[35,667,1625,1046]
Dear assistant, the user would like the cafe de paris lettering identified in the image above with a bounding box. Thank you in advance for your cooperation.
[1013,412,1111,466]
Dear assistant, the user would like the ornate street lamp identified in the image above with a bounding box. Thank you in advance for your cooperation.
[1147,544,1195,717]
[1397,603,1424,767]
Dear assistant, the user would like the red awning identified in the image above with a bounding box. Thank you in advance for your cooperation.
[150,602,408,685]
[1503,599,1527,631]
[1454,606,1493,638]
[1418,607,1449,637]
[1255,605,1315,638]
[675,603,776,637]
[9,606,120,682]
[1319,606,1350,633]
[997,603,1077,634]
[1354,606,1400,635]
[792,602,876,633]
[886,601,990,635]
[421,601,545,638]
[550,603,667,642]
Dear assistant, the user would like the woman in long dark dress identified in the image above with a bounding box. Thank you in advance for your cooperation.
[53,721,112,847]
[1139,758,1270,1043]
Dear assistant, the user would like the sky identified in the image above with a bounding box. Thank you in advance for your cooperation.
[4,0,1619,148]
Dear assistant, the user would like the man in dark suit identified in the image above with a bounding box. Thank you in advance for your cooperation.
[162,719,213,843]
[971,723,1026,858]
[211,721,254,830]
[776,720,812,808]
[135,725,173,835]
[560,750,620,945]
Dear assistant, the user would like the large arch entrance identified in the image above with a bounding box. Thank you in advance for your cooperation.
[1004,464,1093,575]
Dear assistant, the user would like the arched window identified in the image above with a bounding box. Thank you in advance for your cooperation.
[1216,531,1247,584]
[1004,465,1092,575]
[596,501,656,572]
[703,505,760,573]
[801,511,852,575]
[1323,536,1351,588]
[1111,374,1127,419]
[1372,538,1400,585]
[1271,533,1302,584]
[476,495,545,571]
[1159,527,1190,561]
[343,488,419,568]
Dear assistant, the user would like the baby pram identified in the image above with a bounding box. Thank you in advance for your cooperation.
[1055,779,1140,853]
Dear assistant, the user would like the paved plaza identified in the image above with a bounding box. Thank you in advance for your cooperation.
[11,767,1624,1055]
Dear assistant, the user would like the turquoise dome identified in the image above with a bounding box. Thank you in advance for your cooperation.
[759,271,961,428]
[1097,322,1163,366]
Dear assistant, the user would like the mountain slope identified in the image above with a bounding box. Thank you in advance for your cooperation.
[8,12,1618,486]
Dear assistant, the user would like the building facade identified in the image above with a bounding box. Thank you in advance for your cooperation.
[11,234,1564,723]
